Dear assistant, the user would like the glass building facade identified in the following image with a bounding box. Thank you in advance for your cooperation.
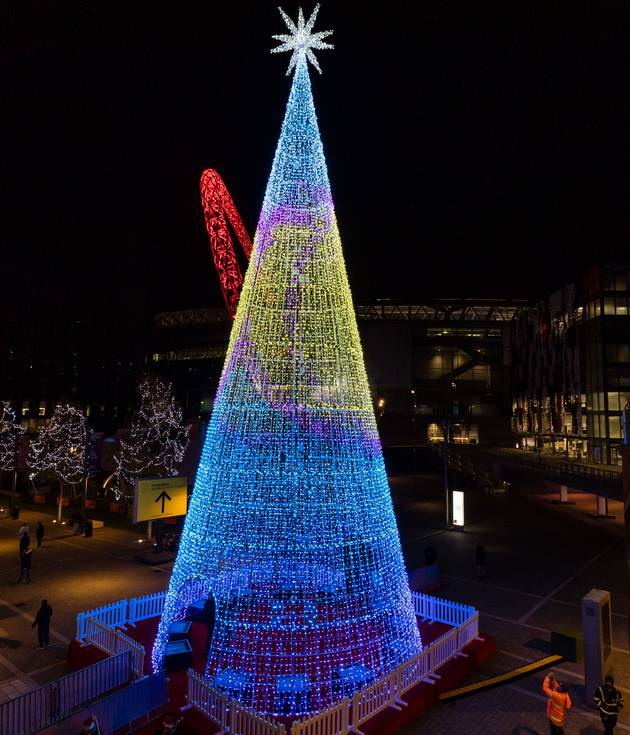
[512,262,630,465]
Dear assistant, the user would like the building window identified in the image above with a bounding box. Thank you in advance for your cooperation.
[427,423,443,442]
[38,401,46,417]
[21,401,30,417]
[609,416,622,439]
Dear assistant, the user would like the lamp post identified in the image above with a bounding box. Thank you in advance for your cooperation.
[442,417,450,529]
[622,401,630,645]
[411,389,417,473]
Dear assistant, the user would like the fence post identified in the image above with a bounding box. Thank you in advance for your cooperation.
[50,681,60,725]
[76,612,84,642]
[229,699,236,735]
[128,597,136,627]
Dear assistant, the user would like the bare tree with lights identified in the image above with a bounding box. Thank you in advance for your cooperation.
[28,403,87,521]
[0,402,25,509]
[114,374,190,501]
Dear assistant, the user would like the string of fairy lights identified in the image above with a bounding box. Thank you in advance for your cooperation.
[154,6,421,716]
[114,374,190,498]
[28,403,87,485]
[0,401,24,472]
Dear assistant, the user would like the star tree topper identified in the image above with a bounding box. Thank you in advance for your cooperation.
[271,4,334,75]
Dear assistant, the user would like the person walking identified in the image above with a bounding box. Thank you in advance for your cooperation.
[17,543,33,584]
[19,532,31,553]
[543,677,571,734]
[475,542,487,579]
[36,521,44,548]
[595,674,624,734]
[32,599,53,649]
[18,522,30,544]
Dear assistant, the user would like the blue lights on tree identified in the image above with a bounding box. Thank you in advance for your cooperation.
[153,6,421,716]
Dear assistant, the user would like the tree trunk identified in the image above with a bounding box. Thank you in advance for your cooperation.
[57,482,63,522]
[10,469,17,510]
[81,475,88,527]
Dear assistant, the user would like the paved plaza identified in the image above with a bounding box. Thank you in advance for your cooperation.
[0,467,628,732]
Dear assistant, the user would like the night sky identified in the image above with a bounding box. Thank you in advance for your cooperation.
[5,2,630,312]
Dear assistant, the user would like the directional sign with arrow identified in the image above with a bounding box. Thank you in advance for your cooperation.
[133,477,187,523]
[155,490,172,514]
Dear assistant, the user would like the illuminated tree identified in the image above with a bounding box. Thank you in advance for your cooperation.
[114,374,189,495]
[0,402,25,508]
[154,5,421,715]
[28,404,87,484]
[28,404,87,520]
[0,402,24,472]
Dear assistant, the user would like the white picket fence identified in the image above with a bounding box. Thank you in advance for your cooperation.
[186,596,480,735]
[291,698,349,735]
[396,648,430,696]
[457,610,480,649]
[128,590,167,626]
[76,599,127,641]
[78,589,481,735]
[350,670,399,734]
[230,700,287,735]
[411,591,474,627]
[83,616,146,678]
[76,591,167,640]
[187,669,229,734]
[428,627,459,672]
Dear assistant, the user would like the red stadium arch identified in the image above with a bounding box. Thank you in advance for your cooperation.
[200,169,253,317]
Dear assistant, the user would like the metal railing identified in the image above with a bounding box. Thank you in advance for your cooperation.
[83,617,145,678]
[454,444,622,492]
[49,671,168,735]
[0,651,133,735]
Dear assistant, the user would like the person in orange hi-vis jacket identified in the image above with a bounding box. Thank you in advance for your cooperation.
[543,675,572,734]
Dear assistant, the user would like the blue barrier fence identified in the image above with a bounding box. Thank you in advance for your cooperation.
[0,651,133,735]
[34,671,168,735]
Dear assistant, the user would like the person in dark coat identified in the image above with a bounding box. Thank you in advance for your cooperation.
[36,522,44,548]
[17,543,33,584]
[476,542,487,579]
[18,522,30,543]
[32,599,53,648]
[19,532,31,553]
[595,674,624,734]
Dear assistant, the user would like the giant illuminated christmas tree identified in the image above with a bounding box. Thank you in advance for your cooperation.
[153,5,422,715]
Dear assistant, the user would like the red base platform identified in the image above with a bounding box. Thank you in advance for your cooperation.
[68,616,495,734]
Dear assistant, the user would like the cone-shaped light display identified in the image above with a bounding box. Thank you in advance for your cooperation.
[153,45,421,716]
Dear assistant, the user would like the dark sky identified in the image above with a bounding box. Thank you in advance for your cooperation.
[5,1,630,312]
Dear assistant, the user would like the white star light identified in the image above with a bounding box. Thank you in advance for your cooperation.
[271,4,334,75]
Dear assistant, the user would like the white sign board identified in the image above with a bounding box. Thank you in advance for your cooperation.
[452,490,465,527]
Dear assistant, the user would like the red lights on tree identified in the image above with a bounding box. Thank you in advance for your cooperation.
[200,168,252,317]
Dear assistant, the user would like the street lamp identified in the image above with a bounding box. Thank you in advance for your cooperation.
[442,417,451,529]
